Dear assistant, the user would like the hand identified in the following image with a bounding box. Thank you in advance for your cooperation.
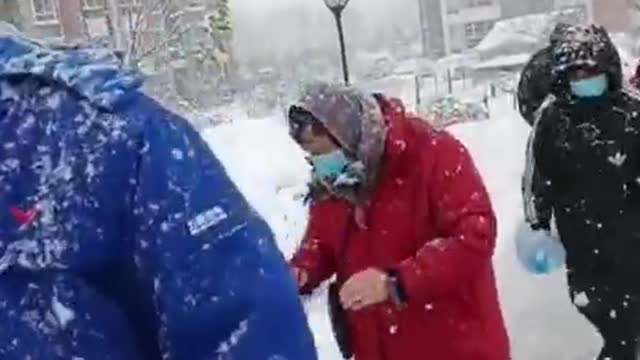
[339,268,389,311]
[291,266,309,289]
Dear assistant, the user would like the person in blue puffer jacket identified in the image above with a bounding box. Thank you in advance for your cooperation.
[0,26,317,360]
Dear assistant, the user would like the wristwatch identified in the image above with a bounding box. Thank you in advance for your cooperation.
[386,270,408,307]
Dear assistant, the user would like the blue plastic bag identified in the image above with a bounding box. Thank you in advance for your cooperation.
[516,229,566,274]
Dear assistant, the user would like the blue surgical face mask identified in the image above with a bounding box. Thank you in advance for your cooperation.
[570,73,608,98]
[310,150,349,180]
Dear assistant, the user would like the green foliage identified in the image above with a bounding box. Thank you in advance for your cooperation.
[208,0,232,35]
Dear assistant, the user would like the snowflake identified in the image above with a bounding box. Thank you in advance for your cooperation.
[607,152,626,167]
[51,296,75,329]
[217,320,249,353]
[573,292,589,307]
[172,148,184,160]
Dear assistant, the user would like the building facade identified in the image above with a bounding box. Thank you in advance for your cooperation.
[499,0,554,19]
[419,0,502,58]
[554,0,593,22]
[2,0,118,42]
[419,0,632,59]
[1,0,219,48]
[2,0,233,108]
[591,0,630,33]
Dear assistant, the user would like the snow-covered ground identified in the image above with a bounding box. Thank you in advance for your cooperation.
[202,95,601,359]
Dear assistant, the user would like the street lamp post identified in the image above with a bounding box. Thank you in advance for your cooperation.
[323,0,350,85]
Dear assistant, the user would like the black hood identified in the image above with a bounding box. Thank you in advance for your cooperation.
[517,22,572,125]
[549,22,572,46]
[551,24,622,97]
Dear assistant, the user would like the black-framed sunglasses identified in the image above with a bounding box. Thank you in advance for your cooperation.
[287,105,344,149]
[288,105,317,142]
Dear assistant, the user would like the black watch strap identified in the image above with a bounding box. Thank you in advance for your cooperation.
[386,270,408,306]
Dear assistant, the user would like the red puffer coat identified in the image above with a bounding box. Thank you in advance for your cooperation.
[291,97,510,360]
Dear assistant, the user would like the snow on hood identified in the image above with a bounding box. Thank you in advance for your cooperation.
[294,83,387,205]
[550,24,623,98]
[0,34,143,110]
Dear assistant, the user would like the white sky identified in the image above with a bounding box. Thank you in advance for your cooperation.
[232,0,396,16]
[230,0,420,64]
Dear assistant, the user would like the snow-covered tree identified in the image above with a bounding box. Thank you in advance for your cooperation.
[205,0,234,84]
[209,0,232,35]
[100,0,191,69]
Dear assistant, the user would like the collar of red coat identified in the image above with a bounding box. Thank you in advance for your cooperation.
[376,95,413,180]
[340,95,414,230]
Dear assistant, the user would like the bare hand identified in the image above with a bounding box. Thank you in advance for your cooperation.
[339,268,389,311]
[291,267,309,289]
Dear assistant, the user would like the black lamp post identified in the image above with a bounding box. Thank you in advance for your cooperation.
[323,0,350,85]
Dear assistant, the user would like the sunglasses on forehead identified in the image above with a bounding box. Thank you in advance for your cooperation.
[288,105,324,141]
[287,105,343,147]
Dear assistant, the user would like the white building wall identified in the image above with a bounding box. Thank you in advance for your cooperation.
[442,0,502,54]
[554,0,593,22]
[420,0,503,57]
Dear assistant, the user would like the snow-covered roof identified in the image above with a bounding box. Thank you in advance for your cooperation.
[475,9,583,53]
[436,53,480,72]
[0,21,20,37]
[472,53,531,70]
[393,57,437,76]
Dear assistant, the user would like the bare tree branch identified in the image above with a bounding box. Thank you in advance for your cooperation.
[119,0,185,67]
[135,24,190,63]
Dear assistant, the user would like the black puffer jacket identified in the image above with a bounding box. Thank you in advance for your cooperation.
[517,23,570,125]
[521,23,570,229]
[531,24,640,287]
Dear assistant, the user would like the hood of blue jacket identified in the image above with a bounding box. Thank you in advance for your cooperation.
[0,35,143,110]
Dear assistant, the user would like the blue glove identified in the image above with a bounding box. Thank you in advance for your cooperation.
[516,229,566,275]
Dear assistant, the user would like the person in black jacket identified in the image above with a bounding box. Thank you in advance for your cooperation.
[519,23,571,230]
[525,24,640,359]
[517,22,570,126]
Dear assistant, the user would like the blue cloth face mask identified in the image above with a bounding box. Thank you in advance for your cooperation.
[570,73,608,98]
[310,150,350,180]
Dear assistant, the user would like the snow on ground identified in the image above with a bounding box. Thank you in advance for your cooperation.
[202,95,601,359]
[202,114,343,359]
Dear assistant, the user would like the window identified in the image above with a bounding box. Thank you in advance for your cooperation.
[119,0,142,6]
[464,0,493,7]
[31,0,57,24]
[450,0,494,13]
[82,0,104,10]
[464,22,480,39]
[464,21,493,48]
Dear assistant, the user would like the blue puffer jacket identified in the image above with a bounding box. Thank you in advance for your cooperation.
[0,35,317,360]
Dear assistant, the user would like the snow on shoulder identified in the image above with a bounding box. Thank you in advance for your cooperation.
[0,34,142,110]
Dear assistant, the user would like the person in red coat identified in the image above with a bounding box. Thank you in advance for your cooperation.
[287,84,510,360]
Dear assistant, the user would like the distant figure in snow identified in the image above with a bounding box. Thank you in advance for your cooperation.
[287,84,510,360]
[630,60,640,91]
[0,25,317,360]
[518,22,571,254]
[522,24,640,360]
[517,22,571,126]
[483,92,490,113]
